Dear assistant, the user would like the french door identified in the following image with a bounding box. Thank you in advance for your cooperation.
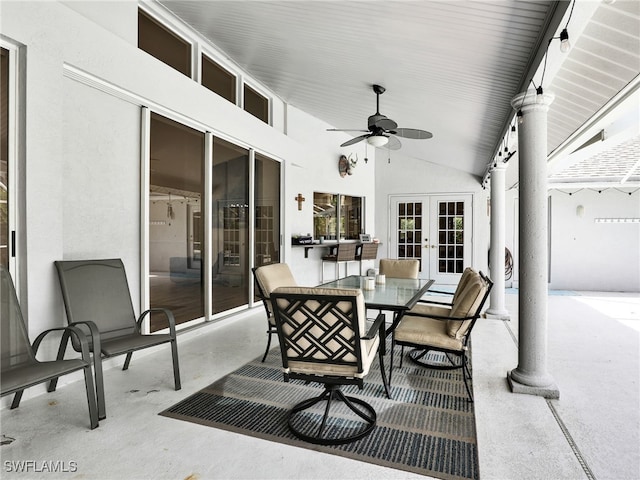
[390,195,472,284]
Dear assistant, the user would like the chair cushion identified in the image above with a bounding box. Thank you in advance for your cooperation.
[394,315,464,351]
[378,259,419,279]
[407,303,451,317]
[447,275,486,339]
[254,263,297,317]
[452,267,476,304]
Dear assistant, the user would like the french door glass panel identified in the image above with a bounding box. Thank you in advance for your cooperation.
[212,137,249,314]
[149,113,205,331]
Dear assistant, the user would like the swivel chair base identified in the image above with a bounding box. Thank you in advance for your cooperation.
[406,348,474,402]
[287,384,376,445]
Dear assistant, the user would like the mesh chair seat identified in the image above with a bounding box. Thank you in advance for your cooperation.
[1,360,87,394]
[100,333,175,357]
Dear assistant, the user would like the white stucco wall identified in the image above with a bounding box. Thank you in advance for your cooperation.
[284,107,377,285]
[505,188,640,292]
[0,0,377,338]
[375,151,490,284]
[548,189,640,291]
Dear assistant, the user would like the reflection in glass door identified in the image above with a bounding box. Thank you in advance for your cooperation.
[148,113,205,331]
[212,138,249,314]
[255,153,280,267]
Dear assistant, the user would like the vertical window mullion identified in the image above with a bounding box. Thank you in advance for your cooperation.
[204,132,213,320]
[140,106,151,332]
[248,149,256,305]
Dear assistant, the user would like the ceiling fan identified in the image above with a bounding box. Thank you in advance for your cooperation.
[327,84,433,150]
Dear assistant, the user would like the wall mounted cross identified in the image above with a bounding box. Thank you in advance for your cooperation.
[295,193,305,211]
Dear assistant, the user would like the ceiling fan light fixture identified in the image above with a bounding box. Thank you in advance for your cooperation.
[367,135,389,147]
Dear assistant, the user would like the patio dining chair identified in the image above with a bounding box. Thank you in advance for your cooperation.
[252,263,298,362]
[0,266,99,429]
[52,259,181,419]
[391,271,492,401]
[270,286,390,445]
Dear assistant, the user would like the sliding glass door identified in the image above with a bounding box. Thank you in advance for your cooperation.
[145,112,282,328]
[148,113,205,331]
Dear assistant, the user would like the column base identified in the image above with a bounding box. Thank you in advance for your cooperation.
[484,309,511,321]
[507,371,559,399]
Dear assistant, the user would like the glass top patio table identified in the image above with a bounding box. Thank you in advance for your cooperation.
[317,275,435,337]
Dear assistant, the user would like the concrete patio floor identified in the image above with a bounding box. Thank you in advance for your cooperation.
[1,290,638,479]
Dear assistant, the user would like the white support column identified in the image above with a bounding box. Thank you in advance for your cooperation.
[507,90,559,398]
[485,161,510,320]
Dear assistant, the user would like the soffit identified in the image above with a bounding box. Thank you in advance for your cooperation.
[158,0,565,178]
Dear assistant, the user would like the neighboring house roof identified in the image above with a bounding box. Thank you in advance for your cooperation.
[549,134,640,189]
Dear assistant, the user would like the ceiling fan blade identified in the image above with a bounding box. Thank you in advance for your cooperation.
[387,136,402,150]
[392,128,433,139]
[340,134,369,147]
[327,128,369,133]
[374,117,398,131]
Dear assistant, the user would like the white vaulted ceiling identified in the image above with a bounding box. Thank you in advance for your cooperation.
[156,0,639,184]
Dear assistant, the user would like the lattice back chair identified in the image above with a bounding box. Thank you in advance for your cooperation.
[379,258,420,279]
[356,242,379,275]
[53,259,181,420]
[321,243,357,282]
[252,263,297,362]
[0,266,99,429]
[270,286,390,445]
[391,271,492,401]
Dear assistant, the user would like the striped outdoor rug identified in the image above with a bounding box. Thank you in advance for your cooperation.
[160,345,478,479]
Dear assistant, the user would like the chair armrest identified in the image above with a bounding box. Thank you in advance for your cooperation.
[417,299,453,307]
[426,289,454,296]
[68,320,102,355]
[138,308,178,338]
[362,312,385,340]
[405,311,476,322]
[32,325,92,363]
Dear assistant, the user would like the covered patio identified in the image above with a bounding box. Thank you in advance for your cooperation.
[2,290,638,479]
[1,0,639,478]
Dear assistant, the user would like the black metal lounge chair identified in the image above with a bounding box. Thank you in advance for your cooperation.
[52,259,181,419]
[0,266,99,429]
